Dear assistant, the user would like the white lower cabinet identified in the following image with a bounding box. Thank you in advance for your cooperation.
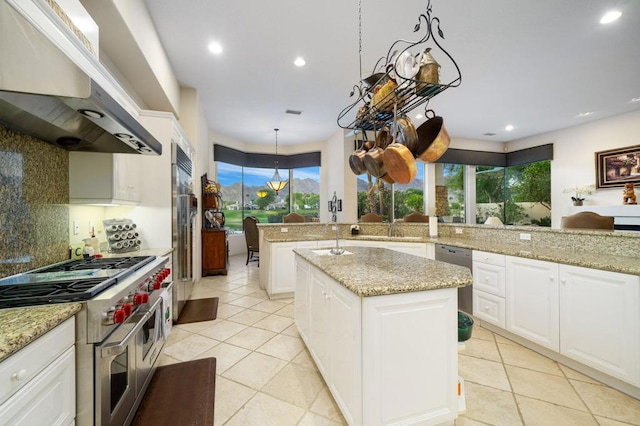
[559,264,640,386]
[506,256,559,351]
[296,256,458,425]
[294,260,311,342]
[472,251,506,328]
[0,317,75,425]
[473,290,506,328]
[385,241,427,257]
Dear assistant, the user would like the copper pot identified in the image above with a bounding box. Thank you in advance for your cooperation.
[363,146,386,177]
[413,110,450,163]
[349,140,373,175]
[392,116,418,153]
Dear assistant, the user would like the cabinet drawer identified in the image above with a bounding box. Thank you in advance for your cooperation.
[472,250,505,267]
[0,317,74,404]
[473,262,505,297]
[473,290,505,328]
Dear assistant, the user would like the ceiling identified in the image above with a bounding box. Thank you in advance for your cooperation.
[142,0,640,147]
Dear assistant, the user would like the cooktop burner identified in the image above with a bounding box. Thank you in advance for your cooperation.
[34,256,154,273]
[0,256,155,309]
[0,278,114,308]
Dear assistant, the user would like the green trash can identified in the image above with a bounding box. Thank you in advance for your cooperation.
[458,311,474,342]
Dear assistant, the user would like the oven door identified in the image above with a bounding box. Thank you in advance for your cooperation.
[95,308,153,426]
[136,282,173,395]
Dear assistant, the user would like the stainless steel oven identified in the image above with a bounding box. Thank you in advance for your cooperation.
[0,254,173,426]
[95,282,172,426]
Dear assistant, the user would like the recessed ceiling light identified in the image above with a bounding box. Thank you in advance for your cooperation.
[505,124,514,132]
[600,10,622,24]
[631,97,640,103]
[415,114,424,120]
[208,41,223,54]
[577,111,594,117]
[294,57,306,67]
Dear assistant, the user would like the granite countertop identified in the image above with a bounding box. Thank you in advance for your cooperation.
[429,237,640,276]
[267,234,640,276]
[0,303,82,362]
[294,246,472,297]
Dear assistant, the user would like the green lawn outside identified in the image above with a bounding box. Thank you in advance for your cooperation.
[222,208,320,232]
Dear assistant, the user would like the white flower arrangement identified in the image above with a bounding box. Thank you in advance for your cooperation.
[350,224,360,231]
[563,184,595,202]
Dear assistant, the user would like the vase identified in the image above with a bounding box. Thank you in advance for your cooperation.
[572,200,583,206]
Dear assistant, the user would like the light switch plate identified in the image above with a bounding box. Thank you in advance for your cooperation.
[73,220,80,235]
[281,228,288,233]
[455,228,463,234]
[520,233,532,240]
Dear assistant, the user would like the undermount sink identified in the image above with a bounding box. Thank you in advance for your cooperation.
[312,249,353,256]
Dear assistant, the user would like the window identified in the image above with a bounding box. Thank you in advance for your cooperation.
[217,162,243,232]
[394,162,425,220]
[357,175,392,221]
[475,161,551,226]
[291,166,320,222]
[437,163,465,223]
[216,162,320,228]
[475,166,505,224]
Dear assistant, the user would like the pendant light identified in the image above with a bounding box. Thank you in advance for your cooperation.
[257,189,269,198]
[266,128,288,194]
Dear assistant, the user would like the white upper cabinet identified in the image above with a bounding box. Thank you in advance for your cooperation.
[69,152,141,204]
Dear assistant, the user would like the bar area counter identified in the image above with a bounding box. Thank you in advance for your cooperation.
[293,246,472,426]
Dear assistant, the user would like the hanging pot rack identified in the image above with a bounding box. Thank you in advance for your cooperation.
[337,0,462,131]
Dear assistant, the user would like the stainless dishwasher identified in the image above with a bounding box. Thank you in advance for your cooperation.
[435,244,473,315]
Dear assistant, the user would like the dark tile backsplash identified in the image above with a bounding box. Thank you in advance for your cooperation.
[0,124,69,278]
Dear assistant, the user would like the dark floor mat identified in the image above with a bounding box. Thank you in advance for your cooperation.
[176,297,219,324]
[132,357,216,425]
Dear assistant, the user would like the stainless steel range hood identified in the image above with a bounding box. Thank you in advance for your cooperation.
[0,0,162,155]
[0,80,162,155]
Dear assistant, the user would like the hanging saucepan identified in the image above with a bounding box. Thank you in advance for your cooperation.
[363,127,392,178]
[379,173,395,185]
[383,117,418,185]
[413,109,451,163]
[349,137,374,176]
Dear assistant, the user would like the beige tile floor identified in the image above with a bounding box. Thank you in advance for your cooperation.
[158,255,640,425]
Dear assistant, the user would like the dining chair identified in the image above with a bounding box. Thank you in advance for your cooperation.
[243,216,260,265]
[560,211,614,230]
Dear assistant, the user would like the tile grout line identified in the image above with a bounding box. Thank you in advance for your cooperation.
[189,279,339,424]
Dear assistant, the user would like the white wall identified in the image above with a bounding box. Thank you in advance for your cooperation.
[508,109,640,227]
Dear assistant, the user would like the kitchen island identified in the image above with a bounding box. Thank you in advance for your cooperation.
[294,246,472,426]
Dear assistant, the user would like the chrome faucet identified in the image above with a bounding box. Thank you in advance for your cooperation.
[329,192,344,255]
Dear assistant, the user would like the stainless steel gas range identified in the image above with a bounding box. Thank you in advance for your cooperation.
[0,255,173,426]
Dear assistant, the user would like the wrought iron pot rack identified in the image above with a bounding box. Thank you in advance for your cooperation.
[337,0,462,132]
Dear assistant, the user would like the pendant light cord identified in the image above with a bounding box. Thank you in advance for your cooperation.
[358,0,362,85]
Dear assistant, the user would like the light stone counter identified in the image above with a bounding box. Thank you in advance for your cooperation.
[262,225,640,276]
[0,303,82,362]
[294,246,472,297]
[427,237,640,276]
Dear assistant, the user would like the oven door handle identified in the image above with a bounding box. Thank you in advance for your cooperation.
[100,296,163,357]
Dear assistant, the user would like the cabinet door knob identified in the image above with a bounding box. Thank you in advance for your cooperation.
[549,276,555,281]
[484,306,489,311]
[484,277,489,282]
[560,278,566,284]
[11,369,27,381]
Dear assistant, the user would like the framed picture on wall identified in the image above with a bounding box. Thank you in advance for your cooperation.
[595,145,640,189]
